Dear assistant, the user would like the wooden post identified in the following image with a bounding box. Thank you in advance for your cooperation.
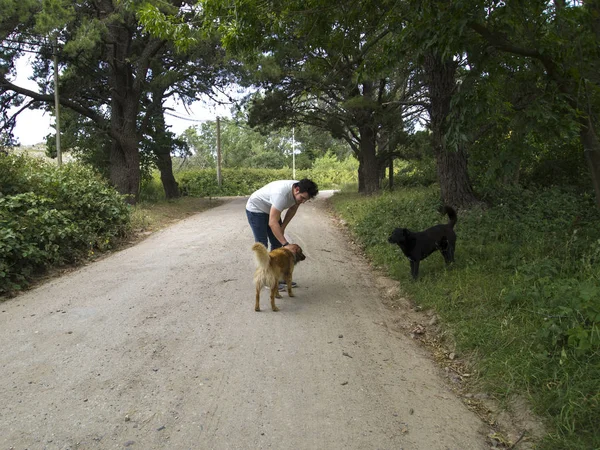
[53,36,62,166]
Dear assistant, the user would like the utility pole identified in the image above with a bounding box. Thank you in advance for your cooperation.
[53,35,62,166]
[292,127,296,180]
[216,116,222,187]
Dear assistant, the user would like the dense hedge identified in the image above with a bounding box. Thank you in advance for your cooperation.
[176,167,358,197]
[0,155,130,295]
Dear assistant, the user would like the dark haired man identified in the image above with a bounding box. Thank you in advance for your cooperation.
[246,178,319,253]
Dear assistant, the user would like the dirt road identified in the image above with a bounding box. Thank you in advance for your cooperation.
[0,193,490,449]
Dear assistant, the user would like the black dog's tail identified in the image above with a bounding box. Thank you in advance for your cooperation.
[442,206,457,228]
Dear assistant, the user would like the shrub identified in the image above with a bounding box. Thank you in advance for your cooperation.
[139,173,166,203]
[387,158,438,187]
[0,154,130,295]
[176,165,358,197]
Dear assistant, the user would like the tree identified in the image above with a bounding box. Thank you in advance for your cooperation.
[404,0,600,208]
[180,118,303,170]
[0,0,232,202]
[181,125,217,169]
[394,0,484,207]
[422,51,478,207]
[464,0,600,209]
[293,126,352,166]
[201,0,417,194]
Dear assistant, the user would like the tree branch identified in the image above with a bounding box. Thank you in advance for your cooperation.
[0,76,111,133]
[467,21,566,91]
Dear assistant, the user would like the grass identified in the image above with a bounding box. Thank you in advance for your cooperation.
[328,184,600,450]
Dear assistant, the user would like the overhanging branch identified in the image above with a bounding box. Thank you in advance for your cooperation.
[0,75,111,134]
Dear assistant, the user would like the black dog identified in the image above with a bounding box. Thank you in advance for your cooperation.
[388,206,457,279]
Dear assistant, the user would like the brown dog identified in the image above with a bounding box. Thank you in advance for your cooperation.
[251,242,305,312]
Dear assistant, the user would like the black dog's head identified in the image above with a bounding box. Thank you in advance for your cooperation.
[388,228,410,246]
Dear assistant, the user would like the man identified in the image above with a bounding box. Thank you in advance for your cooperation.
[246,178,319,253]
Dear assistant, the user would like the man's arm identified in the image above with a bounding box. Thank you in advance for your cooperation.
[268,206,289,245]
[281,204,299,231]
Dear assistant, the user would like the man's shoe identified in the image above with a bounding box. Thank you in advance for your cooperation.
[278,281,298,290]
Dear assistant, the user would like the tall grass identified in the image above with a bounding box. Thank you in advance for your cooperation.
[329,185,600,450]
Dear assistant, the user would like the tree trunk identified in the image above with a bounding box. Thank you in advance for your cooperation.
[108,88,141,203]
[103,12,166,204]
[436,145,475,208]
[580,116,600,211]
[109,137,140,205]
[424,52,478,208]
[358,124,380,195]
[389,158,394,190]
[109,91,141,204]
[155,144,180,199]
[357,153,365,193]
[152,112,180,200]
[105,17,143,203]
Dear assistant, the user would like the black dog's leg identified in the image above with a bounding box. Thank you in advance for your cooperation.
[448,242,455,263]
[410,260,420,279]
[444,243,455,264]
[439,238,454,265]
[441,248,452,264]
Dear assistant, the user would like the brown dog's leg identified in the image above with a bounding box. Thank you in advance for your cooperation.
[284,271,295,297]
[270,281,279,311]
[255,284,261,312]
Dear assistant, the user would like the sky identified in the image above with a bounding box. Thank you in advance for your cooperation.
[10,56,234,146]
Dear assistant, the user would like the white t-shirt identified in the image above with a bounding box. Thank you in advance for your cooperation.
[246,180,298,214]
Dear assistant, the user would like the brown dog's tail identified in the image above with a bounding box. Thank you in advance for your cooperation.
[443,206,457,228]
[251,242,270,270]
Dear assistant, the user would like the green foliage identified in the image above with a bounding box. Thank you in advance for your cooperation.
[177,168,274,197]
[139,172,165,203]
[136,3,197,51]
[0,154,130,295]
[33,0,75,34]
[201,0,414,195]
[389,159,438,188]
[176,163,358,198]
[174,148,359,197]
[46,109,111,179]
[330,183,600,450]
[179,120,351,171]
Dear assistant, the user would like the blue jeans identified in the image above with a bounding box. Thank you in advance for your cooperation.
[246,210,283,251]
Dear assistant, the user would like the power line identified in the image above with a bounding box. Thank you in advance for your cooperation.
[164,111,213,122]
[0,45,47,56]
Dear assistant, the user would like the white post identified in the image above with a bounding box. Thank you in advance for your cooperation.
[292,127,296,179]
[216,116,222,187]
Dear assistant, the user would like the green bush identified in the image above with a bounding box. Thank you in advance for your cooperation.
[0,154,130,295]
[139,172,166,203]
[388,158,438,187]
[177,168,285,197]
[0,153,49,195]
[176,166,358,197]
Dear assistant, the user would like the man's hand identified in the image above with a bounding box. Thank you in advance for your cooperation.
[285,243,302,254]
